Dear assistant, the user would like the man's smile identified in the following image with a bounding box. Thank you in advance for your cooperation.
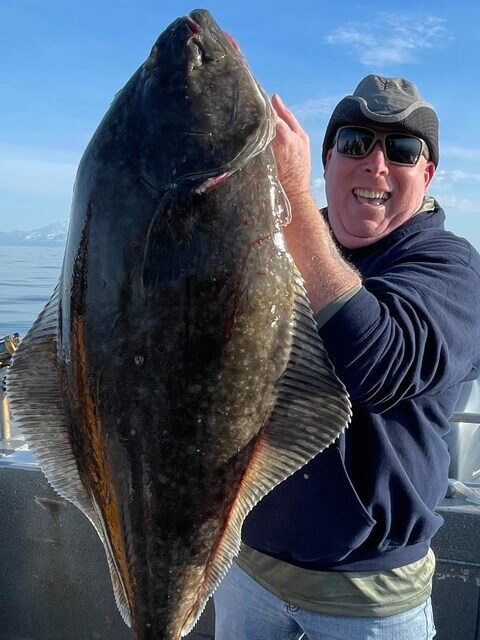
[353,188,391,206]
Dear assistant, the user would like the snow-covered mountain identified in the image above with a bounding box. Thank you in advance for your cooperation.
[0,221,68,246]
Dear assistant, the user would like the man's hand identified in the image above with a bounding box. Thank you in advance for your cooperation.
[271,94,312,202]
[269,95,361,314]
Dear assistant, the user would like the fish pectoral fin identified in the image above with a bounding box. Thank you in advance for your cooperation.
[142,187,196,288]
[180,271,351,637]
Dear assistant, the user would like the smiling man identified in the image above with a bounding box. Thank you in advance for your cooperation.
[213,76,480,639]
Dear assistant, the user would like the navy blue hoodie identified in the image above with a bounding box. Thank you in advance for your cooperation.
[242,205,480,571]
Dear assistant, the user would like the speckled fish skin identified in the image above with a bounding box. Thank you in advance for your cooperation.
[7,9,350,640]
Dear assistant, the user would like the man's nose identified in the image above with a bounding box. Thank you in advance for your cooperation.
[364,141,389,174]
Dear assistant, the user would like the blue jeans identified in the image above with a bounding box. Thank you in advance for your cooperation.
[214,562,436,640]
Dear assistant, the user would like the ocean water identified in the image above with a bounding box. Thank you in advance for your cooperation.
[0,245,64,338]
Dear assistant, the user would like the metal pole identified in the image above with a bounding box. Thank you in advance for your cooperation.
[1,392,11,441]
[450,412,480,424]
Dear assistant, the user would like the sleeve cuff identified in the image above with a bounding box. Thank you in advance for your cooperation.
[314,284,363,329]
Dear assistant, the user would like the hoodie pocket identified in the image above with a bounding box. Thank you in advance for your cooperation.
[242,443,377,564]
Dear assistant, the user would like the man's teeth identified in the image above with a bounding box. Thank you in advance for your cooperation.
[354,188,389,201]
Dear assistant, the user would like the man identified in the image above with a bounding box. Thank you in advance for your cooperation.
[213,75,480,639]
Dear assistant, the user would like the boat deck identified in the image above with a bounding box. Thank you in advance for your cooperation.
[1,444,480,640]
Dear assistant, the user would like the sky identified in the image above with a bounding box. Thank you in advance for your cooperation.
[1,0,480,248]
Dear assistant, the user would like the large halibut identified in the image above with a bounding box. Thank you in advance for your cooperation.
[7,9,351,640]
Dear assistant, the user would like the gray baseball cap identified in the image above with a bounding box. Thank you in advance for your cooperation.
[322,75,439,167]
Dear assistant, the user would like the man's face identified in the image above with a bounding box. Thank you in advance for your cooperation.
[324,131,436,249]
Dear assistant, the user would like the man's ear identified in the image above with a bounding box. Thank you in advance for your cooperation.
[424,160,436,189]
[324,148,333,176]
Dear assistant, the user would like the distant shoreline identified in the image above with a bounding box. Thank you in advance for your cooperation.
[0,221,67,247]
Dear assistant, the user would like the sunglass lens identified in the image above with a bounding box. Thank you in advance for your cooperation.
[386,135,423,165]
[337,127,374,157]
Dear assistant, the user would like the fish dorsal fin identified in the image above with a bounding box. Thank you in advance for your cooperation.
[6,286,132,627]
[6,285,94,514]
[180,271,351,636]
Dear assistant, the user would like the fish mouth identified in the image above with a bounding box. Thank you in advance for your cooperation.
[187,10,242,57]
[185,14,201,34]
[184,15,206,67]
[184,12,230,68]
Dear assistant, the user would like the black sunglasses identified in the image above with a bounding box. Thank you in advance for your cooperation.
[334,126,429,166]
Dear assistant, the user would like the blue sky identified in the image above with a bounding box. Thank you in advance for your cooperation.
[1,1,479,248]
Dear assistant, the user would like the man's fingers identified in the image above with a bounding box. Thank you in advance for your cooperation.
[224,31,244,56]
[272,94,304,135]
[273,117,290,137]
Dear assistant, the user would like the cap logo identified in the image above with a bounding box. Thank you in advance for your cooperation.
[349,95,436,123]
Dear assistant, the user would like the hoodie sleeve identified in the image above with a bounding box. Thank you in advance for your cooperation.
[318,234,480,413]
